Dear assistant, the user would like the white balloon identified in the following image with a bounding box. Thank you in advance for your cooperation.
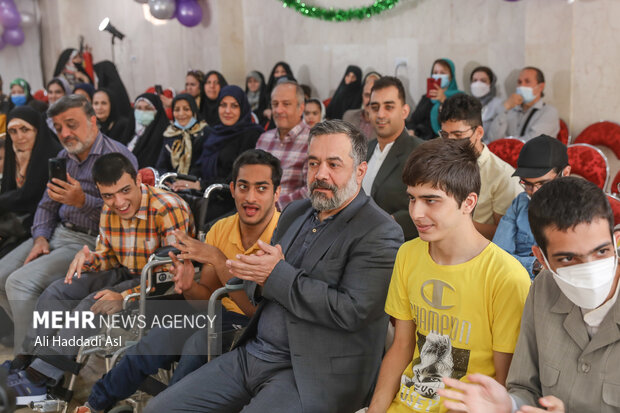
[148,0,175,20]
[20,11,36,28]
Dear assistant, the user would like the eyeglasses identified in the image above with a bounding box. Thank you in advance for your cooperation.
[519,178,554,192]
[7,126,35,137]
[438,127,476,139]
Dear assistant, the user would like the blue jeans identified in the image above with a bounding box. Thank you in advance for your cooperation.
[88,309,248,411]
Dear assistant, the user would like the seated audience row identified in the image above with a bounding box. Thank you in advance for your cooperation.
[0,51,616,413]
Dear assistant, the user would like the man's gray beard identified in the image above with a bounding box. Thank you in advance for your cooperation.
[309,170,359,212]
[63,133,94,156]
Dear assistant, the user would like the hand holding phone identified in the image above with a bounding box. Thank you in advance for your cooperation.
[48,158,67,183]
[426,77,441,98]
[154,84,164,95]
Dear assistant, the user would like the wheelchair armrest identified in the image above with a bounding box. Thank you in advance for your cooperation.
[176,173,199,182]
[225,277,244,292]
[226,277,243,286]
[153,245,180,258]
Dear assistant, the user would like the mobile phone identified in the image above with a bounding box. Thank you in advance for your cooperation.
[426,78,441,98]
[48,158,67,182]
[154,84,164,95]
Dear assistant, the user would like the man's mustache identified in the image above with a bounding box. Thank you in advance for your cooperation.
[310,180,337,192]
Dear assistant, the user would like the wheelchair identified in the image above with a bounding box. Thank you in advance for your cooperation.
[28,175,242,413]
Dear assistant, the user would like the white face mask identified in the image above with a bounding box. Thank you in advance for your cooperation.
[470,81,490,98]
[431,74,450,89]
[542,250,618,310]
[516,86,536,103]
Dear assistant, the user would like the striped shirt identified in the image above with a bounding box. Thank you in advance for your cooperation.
[31,132,138,240]
[256,121,309,209]
[84,184,195,276]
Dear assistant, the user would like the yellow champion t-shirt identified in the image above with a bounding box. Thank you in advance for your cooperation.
[385,238,531,413]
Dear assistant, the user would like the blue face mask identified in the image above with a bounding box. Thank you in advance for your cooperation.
[432,74,450,89]
[11,94,26,106]
[174,117,197,130]
[516,86,536,104]
[135,109,155,126]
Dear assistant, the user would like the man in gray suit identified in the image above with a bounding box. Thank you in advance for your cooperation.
[438,177,620,413]
[363,76,424,240]
[145,120,404,413]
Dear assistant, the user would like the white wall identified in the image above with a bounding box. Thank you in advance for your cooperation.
[2,0,619,136]
[0,0,43,91]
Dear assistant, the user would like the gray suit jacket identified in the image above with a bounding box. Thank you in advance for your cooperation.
[367,128,424,240]
[238,191,404,413]
[507,270,620,411]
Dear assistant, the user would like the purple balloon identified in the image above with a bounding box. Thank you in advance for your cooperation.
[177,0,202,27]
[3,26,24,46]
[0,2,20,29]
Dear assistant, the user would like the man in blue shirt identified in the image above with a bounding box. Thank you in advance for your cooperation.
[492,135,569,278]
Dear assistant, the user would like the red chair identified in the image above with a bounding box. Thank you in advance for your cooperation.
[607,194,620,226]
[574,121,620,160]
[487,138,525,168]
[557,119,569,145]
[138,167,159,187]
[612,170,620,195]
[567,143,609,190]
[33,89,48,104]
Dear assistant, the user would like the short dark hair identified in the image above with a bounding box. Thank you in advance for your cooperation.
[523,66,545,84]
[309,119,367,167]
[92,152,137,186]
[370,76,406,105]
[402,138,481,206]
[528,177,614,255]
[439,94,482,129]
[523,66,545,97]
[231,149,282,191]
[48,94,96,118]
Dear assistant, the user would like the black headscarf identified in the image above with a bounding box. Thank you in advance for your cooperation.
[266,62,296,96]
[200,71,228,126]
[1,106,62,228]
[172,93,200,121]
[326,65,363,120]
[131,93,169,168]
[199,85,263,181]
[73,83,95,100]
[94,60,133,119]
[95,88,133,144]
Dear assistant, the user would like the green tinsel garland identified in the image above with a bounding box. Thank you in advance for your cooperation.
[278,0,400,22]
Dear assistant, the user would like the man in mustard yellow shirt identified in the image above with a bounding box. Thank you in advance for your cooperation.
[76,149,282,413]
[367,138,531,413]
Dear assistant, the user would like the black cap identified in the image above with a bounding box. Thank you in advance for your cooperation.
[513,135,568,178]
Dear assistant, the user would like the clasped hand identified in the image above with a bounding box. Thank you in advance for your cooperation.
[226,240,284,286]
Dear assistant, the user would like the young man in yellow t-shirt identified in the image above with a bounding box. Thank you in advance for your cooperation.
[367,138,531,413]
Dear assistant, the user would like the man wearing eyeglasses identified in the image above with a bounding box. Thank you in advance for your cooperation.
[438,94,522,240]
[493,135,570,279]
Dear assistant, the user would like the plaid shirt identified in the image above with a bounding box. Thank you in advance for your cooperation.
[84,184,194,277]
[32,132,138,240]
[256,121,309,209]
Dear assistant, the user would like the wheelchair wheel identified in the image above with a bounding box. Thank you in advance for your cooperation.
[108,405,134,412]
